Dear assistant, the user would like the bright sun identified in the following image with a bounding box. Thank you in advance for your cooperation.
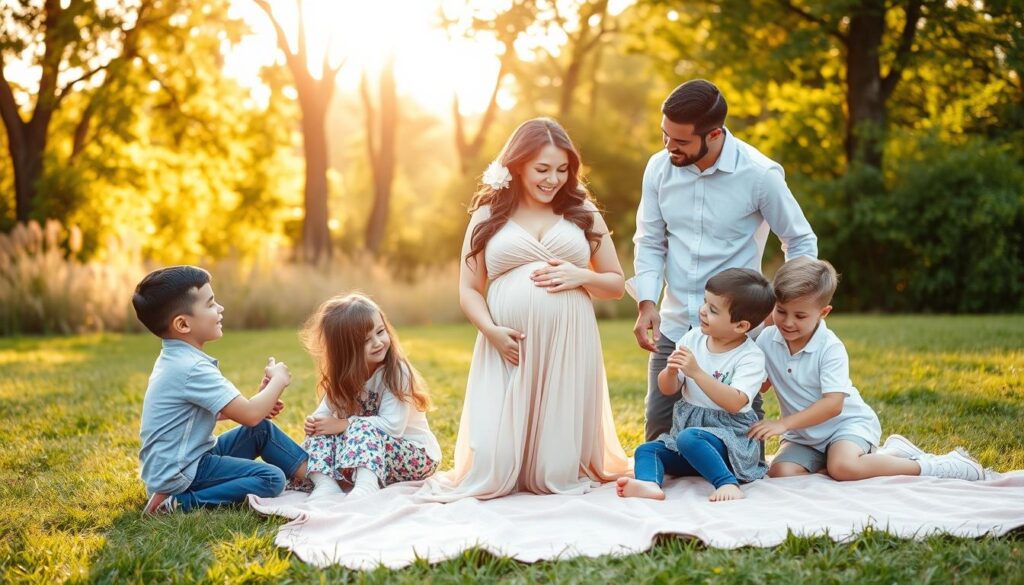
[225,0,518,116]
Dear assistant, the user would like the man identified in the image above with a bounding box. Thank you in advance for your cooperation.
[630,79,818,441]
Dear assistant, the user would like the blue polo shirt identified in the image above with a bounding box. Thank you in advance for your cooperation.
[138,339,240,495]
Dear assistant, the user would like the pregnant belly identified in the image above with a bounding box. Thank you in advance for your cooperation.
[487,262,593,331]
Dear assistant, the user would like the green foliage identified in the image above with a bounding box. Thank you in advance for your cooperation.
[0,1,302,262]
[0,317,1022,582]
[2,0,1023,315]
[814,135,1024,312]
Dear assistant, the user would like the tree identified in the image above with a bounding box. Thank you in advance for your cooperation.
[637,0,1021,173]
[550,0,617,120]
[785,0,922,169]
[360,56,397,256]
[0,0,148,223]
[253,0,343,263]
[444,0,538,175]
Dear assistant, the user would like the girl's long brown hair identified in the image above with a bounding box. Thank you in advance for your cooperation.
[301,293,430,417]
[464,117,603,265]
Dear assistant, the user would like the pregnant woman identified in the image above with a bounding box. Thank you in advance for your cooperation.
[422,117,630,501]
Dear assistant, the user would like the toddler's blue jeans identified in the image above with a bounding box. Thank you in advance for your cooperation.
[633,428,739,489]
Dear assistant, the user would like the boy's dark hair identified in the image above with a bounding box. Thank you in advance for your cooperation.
[132,266,211,336]
[705,268,775,328]
[662,79,728,133]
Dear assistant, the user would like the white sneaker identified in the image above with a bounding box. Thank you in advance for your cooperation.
[877,434,927,459]
[918,449,984,481]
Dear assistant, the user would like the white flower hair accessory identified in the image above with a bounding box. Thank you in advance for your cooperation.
[482,161,512,190]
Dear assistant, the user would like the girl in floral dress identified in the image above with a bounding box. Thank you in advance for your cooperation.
[300,293,441,500]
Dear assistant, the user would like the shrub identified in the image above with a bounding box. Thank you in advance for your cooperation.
[0,220,463,336]
[812,136,1024,312]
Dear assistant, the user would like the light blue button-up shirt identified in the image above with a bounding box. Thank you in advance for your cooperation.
[630,128,817,342]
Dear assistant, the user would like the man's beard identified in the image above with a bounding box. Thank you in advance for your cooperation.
[668,134,709,167]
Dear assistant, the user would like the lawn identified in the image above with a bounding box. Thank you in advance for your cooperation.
[1,316,1022,583]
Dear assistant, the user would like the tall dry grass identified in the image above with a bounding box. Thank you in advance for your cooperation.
[0,220,463,336]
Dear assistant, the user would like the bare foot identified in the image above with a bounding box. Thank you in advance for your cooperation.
[616,477,665,500]
[709,484,744,502]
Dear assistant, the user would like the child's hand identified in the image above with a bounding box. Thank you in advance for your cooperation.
[265,400,285,419]
[259,357,275,390]
[266,358,291,388]
[748,419,788,440]
[668,347,700,377]
[305,414,348,436]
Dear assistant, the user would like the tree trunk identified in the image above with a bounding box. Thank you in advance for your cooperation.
[1,117,46,223]
[558,0,609,120]
[559,56,584,119]
[253,0,341,263]
[363,57,397,256]
[299,92,332,263]
[844,1,886,170]
[453,55,509,176]
[0,0,61,223]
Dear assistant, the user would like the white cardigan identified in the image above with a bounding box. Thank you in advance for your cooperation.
[312,368,442,463]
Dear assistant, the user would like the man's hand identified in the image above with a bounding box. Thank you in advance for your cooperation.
[748,419,788,440]
[633,300,661,352]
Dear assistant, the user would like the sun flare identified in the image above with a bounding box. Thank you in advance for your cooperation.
[225,0,517,115]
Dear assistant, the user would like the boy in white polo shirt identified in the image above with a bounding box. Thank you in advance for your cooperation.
[749,257,984,481]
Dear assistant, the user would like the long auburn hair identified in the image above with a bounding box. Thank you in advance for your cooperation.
[301,293,430,416]
[465,118,603,265]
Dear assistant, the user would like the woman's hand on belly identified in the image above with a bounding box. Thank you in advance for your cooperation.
[484,325,526,366]
[530,258,588,293]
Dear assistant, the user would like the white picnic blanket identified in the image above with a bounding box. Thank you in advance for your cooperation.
[249,471,1024,570]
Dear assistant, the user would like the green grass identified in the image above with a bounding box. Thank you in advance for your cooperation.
[1,316,1023,583]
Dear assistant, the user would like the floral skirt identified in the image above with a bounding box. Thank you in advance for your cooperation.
[301,418,438,487]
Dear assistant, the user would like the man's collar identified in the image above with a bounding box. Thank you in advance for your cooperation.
[712,127,737,173]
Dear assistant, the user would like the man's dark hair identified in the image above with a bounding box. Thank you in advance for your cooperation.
[662,79,728,133]
[705,268,775,328]
[132,266,211,336]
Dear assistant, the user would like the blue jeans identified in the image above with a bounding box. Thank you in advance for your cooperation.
[634,428,739,489]
[174,420,307,512]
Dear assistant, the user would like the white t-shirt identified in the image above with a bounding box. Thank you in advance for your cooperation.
[673,327,766,413]
[756,321,881,451]
[312,367,442,463]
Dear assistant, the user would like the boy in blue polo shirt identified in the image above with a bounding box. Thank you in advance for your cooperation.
[134,266,308,514]
[749,257,983,481]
